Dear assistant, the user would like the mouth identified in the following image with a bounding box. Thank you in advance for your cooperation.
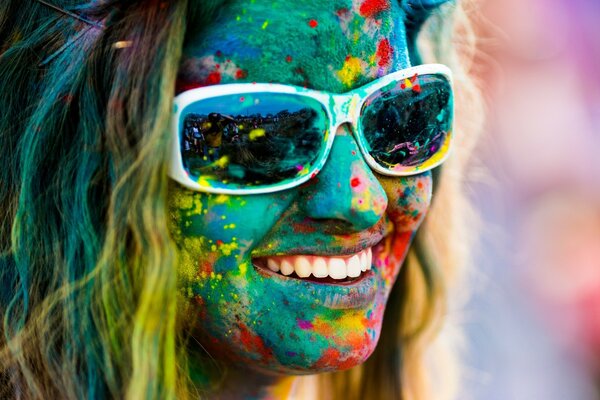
[251,242,387,309]
[253,248,373,285]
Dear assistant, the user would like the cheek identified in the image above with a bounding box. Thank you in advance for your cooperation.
[167,185,295,279]
[373,173,433,286]
[379,173,433,233]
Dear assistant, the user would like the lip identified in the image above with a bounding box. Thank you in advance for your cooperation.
[250,234,386,258]
[250,239,388,309]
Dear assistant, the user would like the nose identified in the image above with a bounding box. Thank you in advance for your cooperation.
[298,124,388,232]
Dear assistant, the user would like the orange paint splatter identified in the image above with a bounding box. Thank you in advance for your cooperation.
[313,319,335,337]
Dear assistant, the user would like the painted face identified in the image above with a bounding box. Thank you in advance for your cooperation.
[169,0,434,374]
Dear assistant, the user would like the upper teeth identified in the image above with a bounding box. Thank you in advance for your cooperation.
[264,248,372,280]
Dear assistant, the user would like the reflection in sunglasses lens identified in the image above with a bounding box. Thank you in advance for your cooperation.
[180,93,328,188]
[360,74,453,171]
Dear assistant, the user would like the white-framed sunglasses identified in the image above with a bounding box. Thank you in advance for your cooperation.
[169,63,453,195]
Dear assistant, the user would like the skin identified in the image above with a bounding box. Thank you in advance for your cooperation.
[168,0,446,397]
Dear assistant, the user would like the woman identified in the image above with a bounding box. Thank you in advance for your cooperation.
[0,0,480,398]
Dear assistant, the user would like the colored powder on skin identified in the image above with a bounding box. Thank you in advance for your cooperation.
[205,70,222,85]
[297,319,314,330]
[235,69,248,79]
[238,323,274,361]
[359,0,391,18]
[376,38,393,67]
[337,56,363,88]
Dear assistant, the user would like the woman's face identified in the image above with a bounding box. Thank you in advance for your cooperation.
[169,0,433,373]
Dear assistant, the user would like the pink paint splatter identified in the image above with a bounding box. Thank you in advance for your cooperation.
[297,319,314,330]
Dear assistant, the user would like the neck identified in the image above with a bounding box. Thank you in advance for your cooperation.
[190,360,296,400]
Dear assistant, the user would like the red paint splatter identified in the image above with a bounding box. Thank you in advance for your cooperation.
[359,0,390,18]
[351,150,356,155]
[297,319,314,330]
[350,177,361,188]
[286,55,293,63]
[60,94,74,104]
[308,19,318,28]
[291,222,317,234]
[376,38,393,67]
[199,261,213,275]
[392,232,413,259]
[336,7,350,17]
[204,71,222,85]
[313,348,361,370]
[175,80,203,92]
[215,64,220,69]
[417,181,423,189]
[235,69,248,79]
[216,240,224,246]
[412,84,422,93]
[238,323,273,361]
[313,348,340,369]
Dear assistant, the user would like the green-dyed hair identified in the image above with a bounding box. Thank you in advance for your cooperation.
[0,1,481,399]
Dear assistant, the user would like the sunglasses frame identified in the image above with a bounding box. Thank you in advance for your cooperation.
[169,63,453,195]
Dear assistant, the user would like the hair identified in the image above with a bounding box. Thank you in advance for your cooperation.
[0,1,482,399]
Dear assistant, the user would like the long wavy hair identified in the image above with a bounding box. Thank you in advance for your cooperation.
[0,1,481,399]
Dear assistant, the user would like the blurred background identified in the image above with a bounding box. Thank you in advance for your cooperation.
[463,0,600,398]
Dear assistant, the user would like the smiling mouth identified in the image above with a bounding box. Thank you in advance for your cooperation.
[253,248,373,285]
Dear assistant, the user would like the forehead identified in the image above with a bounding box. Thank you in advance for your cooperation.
[177,0,411,94]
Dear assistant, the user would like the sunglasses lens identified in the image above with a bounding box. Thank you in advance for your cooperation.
[179,93,328,190]
[360,74,453,173]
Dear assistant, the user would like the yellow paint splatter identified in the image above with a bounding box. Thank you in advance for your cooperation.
[337,56,363,88]
[213,156,229,169]
[262,20,269,30]
[214,194,229,204]
[249,128,266,140]
[239,262,248,275]
[197,176,212,188]
[296,165,310,177]
[220,241,239,256]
